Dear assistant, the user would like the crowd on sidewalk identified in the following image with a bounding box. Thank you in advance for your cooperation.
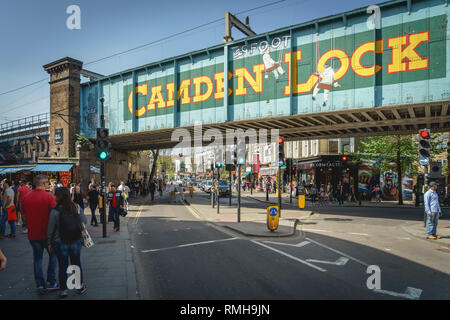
[0,175,160,299]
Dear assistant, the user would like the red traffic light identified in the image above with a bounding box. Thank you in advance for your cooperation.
[341,156,348,161]
[419,130,430,139]
[278,137,284,144]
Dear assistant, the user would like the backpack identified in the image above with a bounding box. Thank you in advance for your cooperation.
[58,205,82,244]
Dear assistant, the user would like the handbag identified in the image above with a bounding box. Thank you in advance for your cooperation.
[7,205,18,221]
[119,207,128,217]
[81,223,94,248]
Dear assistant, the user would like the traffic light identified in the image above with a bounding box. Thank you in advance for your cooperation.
[286,158,292,172]
[96,128,111,161]
[341,155,348,162]
[278,136,285,166]
[237,151,245,165]
[292,165,296,175]
[418,129,431,162]
[216,162,223,169]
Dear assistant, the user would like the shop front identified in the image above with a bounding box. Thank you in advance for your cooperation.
[0,163,76,187]
[295,155,356,194]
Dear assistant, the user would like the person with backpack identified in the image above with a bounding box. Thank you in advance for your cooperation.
[47,187,87,299]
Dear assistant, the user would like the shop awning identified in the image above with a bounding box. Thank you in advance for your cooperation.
[241,172,250,178]
[31,163,75,172]
[0,166,34,174]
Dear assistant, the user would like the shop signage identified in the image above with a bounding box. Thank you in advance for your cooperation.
[59,171,71,187]
[55,129,63,145]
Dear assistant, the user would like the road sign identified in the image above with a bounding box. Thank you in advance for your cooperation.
[269,207,278,217]
[419,157,429,166]
[267,206,280,231]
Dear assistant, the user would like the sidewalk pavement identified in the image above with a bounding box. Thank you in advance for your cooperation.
[0,204,139,300]
[401,220,450,247]
[240,189,449,209]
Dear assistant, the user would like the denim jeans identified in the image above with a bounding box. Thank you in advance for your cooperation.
[29,240,58,288]
[426,212,440,236]
[109,206,120,229]
[53,239,83,290]
[0,208,16,236]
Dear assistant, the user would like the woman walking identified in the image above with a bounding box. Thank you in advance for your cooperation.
[72,185,86,220]
[48,187,87,299]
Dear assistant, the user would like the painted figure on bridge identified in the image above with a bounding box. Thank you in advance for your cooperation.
[312,64,341,107]
[263,47,285,82]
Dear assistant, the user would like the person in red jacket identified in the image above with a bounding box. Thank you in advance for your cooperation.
[21,174,59,295]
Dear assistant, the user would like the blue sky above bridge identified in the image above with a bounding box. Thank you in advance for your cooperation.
[0,0,379,124]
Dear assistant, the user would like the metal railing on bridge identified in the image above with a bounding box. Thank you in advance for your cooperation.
[0,113,49,140]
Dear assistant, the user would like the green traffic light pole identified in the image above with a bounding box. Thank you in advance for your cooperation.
[237,163,241,223]
[100,97,107,238]
[217,166,220,214]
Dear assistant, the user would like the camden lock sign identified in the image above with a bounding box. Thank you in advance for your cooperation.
[123,15,446,120]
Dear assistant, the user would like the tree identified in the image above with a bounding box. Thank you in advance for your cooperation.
[352,133,444,205]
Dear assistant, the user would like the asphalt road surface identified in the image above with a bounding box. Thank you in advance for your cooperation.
[129,192,450,300]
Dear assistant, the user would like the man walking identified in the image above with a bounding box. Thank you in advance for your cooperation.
[424,181,443,240]
[149,180,156,202]
[0,180,17,239]
[88,184,99,227]
[21,175,59,294]
[107,185,124,232]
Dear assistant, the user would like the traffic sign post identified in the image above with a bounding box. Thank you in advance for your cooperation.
[266,206,280,232]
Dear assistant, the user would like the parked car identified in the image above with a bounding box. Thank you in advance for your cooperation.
[218,180,230,197]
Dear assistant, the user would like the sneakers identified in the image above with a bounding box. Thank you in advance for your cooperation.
[37,286,47,295]
[6,234,16,239]
[77,284,87,295]
[46,282,60,291]
[59,290,68,299]
[426,235,437,240]
[434,235,442,239]
[22,227,28,234]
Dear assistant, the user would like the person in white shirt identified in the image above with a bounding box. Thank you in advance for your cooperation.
[263,47,284,81]
[312,64,341,107]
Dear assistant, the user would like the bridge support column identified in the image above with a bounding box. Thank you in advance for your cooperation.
[43,57,83,159]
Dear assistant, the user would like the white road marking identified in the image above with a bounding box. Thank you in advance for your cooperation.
[305,237,369,267]
[251,240,326,272]
[349,233,369,236]
[141,237,239,253]
[395,237,411,240]
[306,257,349,266]
[374,287,422,300]
[262,240,310,248]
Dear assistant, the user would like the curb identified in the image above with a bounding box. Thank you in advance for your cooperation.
[400,225,450,249]
[185,200,299,238]
[245,194,450,210]
[124,219,138,300]
[222,219,300,238]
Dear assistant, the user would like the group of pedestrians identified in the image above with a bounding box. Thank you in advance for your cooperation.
[13,174,88,298]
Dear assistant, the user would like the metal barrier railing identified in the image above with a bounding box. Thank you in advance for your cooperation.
[0,113,50,138]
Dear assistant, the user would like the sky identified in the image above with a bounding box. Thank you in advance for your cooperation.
[0,0,380,124]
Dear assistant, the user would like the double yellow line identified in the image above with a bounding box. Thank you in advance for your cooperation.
[133,204,144,225]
